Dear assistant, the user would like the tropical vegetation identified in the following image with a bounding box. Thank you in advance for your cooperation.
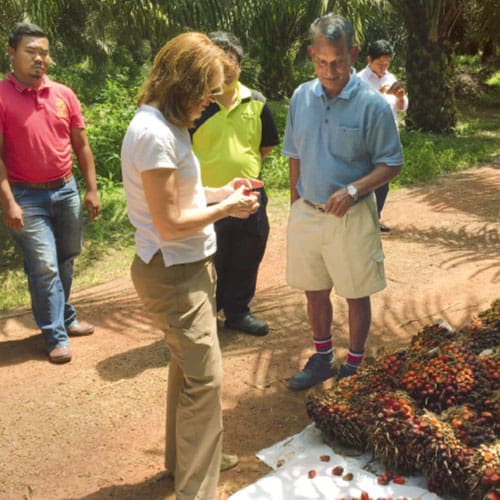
[0,0,499,310]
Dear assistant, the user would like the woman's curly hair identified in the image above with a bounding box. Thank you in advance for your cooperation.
[137,32,234,128]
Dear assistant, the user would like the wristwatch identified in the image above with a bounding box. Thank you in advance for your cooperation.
[346,183,359,201]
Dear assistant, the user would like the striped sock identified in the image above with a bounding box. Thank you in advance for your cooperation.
[314,337,333,356]
[346,350,364,368]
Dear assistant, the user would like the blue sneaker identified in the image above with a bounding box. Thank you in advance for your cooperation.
[289,353,337,391]
[337,363,358,380]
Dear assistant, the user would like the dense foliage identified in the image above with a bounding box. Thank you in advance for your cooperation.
[1,1,498,108]
[0,1,499,310]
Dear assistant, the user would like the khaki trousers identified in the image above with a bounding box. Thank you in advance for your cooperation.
[131,252,223,500]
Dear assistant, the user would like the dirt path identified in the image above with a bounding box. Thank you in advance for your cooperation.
[0,165,499,500]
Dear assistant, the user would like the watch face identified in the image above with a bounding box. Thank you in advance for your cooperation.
[348,184,357,198]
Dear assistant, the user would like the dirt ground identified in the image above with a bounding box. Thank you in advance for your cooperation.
[0,165,499,500]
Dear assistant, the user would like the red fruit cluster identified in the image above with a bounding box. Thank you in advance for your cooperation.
[305,299,500,499]
[355,350,407,393]
[408,321,457,352]
[478,353,500,390]
[408,412,475,495]
[466,441,500,500]
[401,342,478,412]
[306,389,368,449]
[441,404,497,447]
[370,392,420,474]
[459,298,500,353]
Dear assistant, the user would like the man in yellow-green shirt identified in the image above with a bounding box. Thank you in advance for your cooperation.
[192,31,279,336]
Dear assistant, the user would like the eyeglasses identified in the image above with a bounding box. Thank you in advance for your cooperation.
[209,87,223,97]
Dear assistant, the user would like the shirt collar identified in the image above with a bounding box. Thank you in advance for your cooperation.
[7,72,51,93]
[312,68,359,100]
[365,65,385,80]
[238,82,252,102]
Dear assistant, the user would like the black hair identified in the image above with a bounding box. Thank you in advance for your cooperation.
[208,31,243,64]
[8,22,47,49]
[310,13,354,49]
[367,40,394,60]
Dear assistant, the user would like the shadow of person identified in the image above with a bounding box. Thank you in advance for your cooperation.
[67,471,175,499]
[96,339,170,382]
[0,333,47,367]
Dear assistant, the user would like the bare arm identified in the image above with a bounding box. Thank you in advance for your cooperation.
[260,145,275,161]
[0,134,24,229]
[289,157,301,203]
[325,163,402,217]
[142,168,259,241]
[70,127,101,220]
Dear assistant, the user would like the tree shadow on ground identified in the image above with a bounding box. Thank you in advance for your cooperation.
[388,222,499,282]
[407,164,499,222]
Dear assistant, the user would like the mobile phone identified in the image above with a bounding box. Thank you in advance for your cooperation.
[388,80,405,93]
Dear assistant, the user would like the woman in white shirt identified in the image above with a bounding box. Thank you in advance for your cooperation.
[121,32,260,500]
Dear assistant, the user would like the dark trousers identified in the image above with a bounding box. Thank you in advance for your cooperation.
[214,188,269,321]
[375,183,389,218]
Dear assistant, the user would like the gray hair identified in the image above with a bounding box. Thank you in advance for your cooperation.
[310,14,354,49]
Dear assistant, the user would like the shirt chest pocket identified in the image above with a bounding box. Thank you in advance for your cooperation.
[331,126,363,160]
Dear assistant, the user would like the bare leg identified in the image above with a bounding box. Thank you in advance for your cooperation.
[346,296,371,353]
[305,289,333,341]
[289,289,336,390]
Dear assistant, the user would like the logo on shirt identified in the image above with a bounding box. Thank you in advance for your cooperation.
[55,98,68,119]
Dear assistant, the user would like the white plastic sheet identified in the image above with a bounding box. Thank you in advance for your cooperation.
[229,424,445,500]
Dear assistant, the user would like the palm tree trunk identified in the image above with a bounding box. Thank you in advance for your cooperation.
[405,31,456,133]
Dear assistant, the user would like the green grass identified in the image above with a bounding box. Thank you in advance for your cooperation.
[1,90,499,311]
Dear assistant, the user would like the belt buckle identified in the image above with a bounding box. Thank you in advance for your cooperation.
[304,199,325,212]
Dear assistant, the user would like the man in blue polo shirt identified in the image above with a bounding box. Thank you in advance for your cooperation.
[283,14,403,390]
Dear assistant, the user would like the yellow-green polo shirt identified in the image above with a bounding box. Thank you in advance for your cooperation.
[191,82,279,187]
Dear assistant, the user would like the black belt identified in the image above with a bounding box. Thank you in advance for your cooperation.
[10,173,73,190]
[303,199,326,212]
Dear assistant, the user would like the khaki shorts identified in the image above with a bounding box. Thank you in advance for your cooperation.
[286,196,386,298]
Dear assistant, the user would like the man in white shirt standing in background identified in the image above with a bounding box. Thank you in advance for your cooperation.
[358,39,408,233]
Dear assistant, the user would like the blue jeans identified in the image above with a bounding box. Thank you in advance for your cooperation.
[8,177,83,351]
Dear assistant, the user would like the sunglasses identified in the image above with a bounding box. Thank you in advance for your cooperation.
[209,86,223,97]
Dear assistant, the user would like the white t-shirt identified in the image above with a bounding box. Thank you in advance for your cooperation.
[357,66,408,124]
[121,104,216,267]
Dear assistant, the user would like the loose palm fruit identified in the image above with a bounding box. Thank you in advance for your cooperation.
[332,465,344,476]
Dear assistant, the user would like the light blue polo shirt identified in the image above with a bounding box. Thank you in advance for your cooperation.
[282,70,403,203]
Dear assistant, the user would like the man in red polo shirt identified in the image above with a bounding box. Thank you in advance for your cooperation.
[0,22,100,363]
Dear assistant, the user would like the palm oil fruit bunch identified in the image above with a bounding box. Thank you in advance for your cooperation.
[400,342,478,412]
[466,439,500,500]
[415,410,474,497]
[441,404,497,448]
[477,349,500,391]
[369,391,421,474]
[305,299,499,498]
[355,348,407,393]
[406,320,457,354]
[305,387,369,450]
[459,299,500,353]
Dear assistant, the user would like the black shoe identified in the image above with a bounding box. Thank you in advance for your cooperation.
[225,314,269,336]
[379,223,391,233]
[289,353,338,390]
[337,363,358,380]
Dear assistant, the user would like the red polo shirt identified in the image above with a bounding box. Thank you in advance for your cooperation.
[0,73,85,182]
